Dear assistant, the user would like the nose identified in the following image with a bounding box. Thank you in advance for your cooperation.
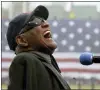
[41,20,49,28]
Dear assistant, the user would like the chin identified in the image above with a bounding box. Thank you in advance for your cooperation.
[47,42,57,53]
[38,45,56,55]
[49,43,57,50]
[39,39,57,54]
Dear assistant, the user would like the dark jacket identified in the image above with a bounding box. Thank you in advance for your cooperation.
[8,51,71,90]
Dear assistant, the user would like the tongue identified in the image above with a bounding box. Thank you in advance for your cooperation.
[44,33,50,38]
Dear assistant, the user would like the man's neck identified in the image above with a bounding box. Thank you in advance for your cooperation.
[15,46,53,55]
[15,46,33,54]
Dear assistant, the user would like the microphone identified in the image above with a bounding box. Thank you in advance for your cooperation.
[79,52,100,65]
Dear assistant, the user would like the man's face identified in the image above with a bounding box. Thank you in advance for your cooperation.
[24,19,57,53]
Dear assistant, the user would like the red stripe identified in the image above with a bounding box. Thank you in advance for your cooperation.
[56,58,79,62]
[2,68,100,73]
[2,58,78,62]
[61,68,100,73]
[2,68,9,71]
[2,58,12,62]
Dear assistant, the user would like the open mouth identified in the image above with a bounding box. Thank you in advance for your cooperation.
[43,31,52,38]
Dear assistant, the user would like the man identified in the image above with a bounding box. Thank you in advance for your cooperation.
[7,5,71,90]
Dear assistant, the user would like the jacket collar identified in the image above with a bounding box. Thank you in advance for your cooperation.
[16,50,61,73]
[30,51,61,73]
[16,50,51,64]
[30,51,51,64]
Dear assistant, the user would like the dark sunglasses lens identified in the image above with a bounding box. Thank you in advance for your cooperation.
[19,18,44,34]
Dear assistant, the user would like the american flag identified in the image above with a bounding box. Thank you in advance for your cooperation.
[1,18,100,80]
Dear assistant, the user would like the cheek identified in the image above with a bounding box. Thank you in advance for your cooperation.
[28,34,41,46]
[25,33,36,45]
[35,26,43,35]
[27,27,43,45]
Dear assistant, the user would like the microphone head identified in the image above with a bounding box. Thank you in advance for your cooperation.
[80,52,93,65]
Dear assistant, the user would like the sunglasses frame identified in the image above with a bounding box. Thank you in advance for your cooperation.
[19,16,45,34]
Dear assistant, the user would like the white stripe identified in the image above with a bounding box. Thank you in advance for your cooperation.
[2,52,100,58]
[2,62,11,68]
[2,71,8,78]
[2,61,100,70]
[2,71,100,79]
[61,72,100,79]
[53,52,81,58]
[53,52,100,58]
[58,62,100,70]
[2,52,15,58]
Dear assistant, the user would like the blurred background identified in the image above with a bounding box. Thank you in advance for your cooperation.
[1,1,100,89]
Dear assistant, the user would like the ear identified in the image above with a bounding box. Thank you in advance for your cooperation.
[16,35,28,47]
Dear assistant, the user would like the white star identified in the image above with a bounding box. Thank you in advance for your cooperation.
[85,21,91,28]
[52,20,58,27]
[94,40,100,47]
[68,33,75,39]
[61,40,67,46]
[61,27,67,33]
[85,34,91,40]
[4,21,9,27]
[85,46,91,52]
[77,28,83,34]
[77,40,84,46]
[5,45,10,51]
[94,28,100,34]
[69,45,75,51]
[68,21,75,27]
[52,33,58,40]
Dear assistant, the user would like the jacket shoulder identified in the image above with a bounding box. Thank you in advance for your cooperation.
[12,52,38,64]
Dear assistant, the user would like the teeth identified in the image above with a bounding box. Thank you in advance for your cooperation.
[44,31,51,36]
[43,31,52,38]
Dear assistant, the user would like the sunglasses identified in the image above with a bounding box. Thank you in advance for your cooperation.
[19,17,45,34]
